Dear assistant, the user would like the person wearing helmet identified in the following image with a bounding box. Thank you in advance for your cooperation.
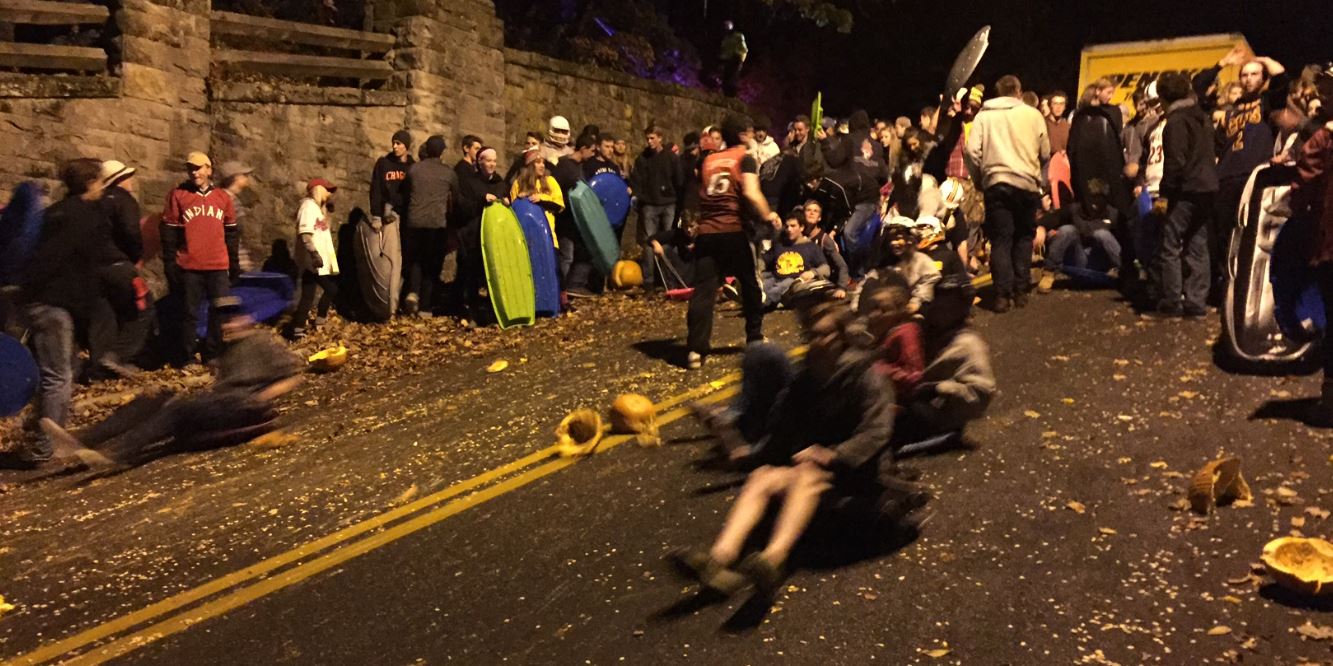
[540,115,573,166]
[856,220,940,315]
[914,214,970,284]
[685,113,780,370]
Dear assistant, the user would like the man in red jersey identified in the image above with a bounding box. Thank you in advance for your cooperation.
[161,151,237,365]
[686,114,781,369]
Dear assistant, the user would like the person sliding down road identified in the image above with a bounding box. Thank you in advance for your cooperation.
[39,297,303,469]
[672,295,928,598]
[685,113,780,370]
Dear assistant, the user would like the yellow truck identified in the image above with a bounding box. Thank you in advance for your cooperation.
[1078,33,1251,107]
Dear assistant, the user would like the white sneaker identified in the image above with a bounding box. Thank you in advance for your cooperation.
[686,352,702,370]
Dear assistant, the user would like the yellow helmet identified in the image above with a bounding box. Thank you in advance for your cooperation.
[609,393,660,446]
[307,344,348,372]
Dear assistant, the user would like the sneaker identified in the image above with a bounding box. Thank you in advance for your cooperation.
[1013,290,1030,309]
[686,352,702,370]
[1037,271,1056,294]
[284,326,307,341]
[721,283,740,302]
[1143,304,1183,320]
[993,296,1012,313]
[736,552,784,597]
[665,548,748,596]
[39,418,115,469]
[402,293,420,315]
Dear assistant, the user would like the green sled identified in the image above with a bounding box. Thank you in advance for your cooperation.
[568,182,620,275]
[481,202,536,329]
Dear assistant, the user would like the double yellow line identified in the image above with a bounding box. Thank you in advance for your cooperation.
[4,359,765,665]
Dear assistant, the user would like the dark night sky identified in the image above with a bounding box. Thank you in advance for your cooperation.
[496,0,1331,130]
[665,0,1331,125]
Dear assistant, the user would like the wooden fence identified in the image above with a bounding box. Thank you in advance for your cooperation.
[0,0,109,73]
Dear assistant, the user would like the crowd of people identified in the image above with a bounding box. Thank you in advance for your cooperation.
[1,44,1330,542]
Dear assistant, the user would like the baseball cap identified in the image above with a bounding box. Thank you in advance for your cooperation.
[100,160,136,186]
[185,151,212,168]
[217,161,254,182]
[307,177,337,193]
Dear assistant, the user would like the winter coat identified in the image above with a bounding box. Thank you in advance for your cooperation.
[457,170,509,227]
[1160,98,1220,198]
[965,96,1051,194]
[751,135,781,165]
[100,184,143,263]
[23,195,127,313]
[630,147,683,206]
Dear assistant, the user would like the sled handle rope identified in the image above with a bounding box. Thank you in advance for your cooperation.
[654,254,689,291]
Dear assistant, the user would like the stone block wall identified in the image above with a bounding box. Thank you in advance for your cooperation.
[0,0,746,273]
[503,49,749,166]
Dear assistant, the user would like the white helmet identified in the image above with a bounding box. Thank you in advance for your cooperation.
[547,115,571,146]
[1144,81,1159,102]
[939,177,966,210]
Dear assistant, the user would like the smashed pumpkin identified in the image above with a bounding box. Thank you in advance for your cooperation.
[1187,457,1251,515]
[1261,537,1333,598]
[609,393,659,446]
[555,409,604,457]
[610,260,643,289]
[308,344,348,372]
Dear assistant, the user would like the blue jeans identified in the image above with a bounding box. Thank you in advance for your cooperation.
[1159,193,1213,311]
[761,275,796,309]
[732,342,796,444]
[1046,225,1122,271]
[25,304,75,460]
[842,202,877,278]
[638,204,675,288]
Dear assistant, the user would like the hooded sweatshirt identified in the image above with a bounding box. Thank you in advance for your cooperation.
[750,134,780,166]
[1160,98,1219,197]
[965,96,1051,194]
[370,151,413,221]
[630,147,683,206]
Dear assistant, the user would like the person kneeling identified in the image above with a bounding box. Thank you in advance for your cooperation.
[670,296,926,598]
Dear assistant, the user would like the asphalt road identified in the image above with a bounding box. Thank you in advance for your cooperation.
[2,287,1333,665]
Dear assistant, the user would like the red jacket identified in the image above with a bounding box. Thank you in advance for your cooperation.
[874,321,925,398]
[162,183,236,272]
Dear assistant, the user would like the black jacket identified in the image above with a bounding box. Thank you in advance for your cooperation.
[99,184,143,262]
[457,170,509,226]
[1161,99,1220,197]
[630,148,683,206]
[23,195,127,313]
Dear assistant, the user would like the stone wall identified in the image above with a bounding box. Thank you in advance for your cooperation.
[503,49,748,165]
[0,0,745,273]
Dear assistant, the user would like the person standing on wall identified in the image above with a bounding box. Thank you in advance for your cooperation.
[685,114,780,370]
[718,20,748,98]
[161,151,236,365]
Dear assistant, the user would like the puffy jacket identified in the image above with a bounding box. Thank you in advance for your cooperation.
[1160,99,1220,197]
[965,96,1051,193]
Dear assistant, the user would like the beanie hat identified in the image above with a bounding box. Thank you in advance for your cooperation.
[392,129,412,148]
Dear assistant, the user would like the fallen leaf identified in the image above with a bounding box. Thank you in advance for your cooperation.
[1052,355,1071,362]
[1295,621,1333,641]
[1169,498,1193,511]
[1066,501,1087,514]
[922,648,951,658]
[1208,625,1232,636]
[1220,595,1242,604]
[1239,636,1258,651]
[1226,573,1260,586]
[1117,414,1134,422]
[0,595,13,618]
[1099,527,1118,535]
[1150,461,1169,469]
[391,484,419,506]
[1114,359,1130,366]
[1292,516,1307,528]
[1117,457,1132,464]
[1112,373,1127,381]
[1179,391,1199,399]
[1061,398,1076,405]
[1024,410,1041,418]
[1277,486,1298,498]
[486,360,509,373]
[1305,506,1330,520]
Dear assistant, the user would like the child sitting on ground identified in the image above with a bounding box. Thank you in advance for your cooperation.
[858,272,925,399]
[675,294,928,598]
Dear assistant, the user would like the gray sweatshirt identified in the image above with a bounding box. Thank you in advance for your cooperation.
[916,328,996,432]
[965,96,1051,194]
[405,160,461,230]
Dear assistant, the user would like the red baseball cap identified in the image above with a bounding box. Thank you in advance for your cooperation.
[307,177,338,193]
